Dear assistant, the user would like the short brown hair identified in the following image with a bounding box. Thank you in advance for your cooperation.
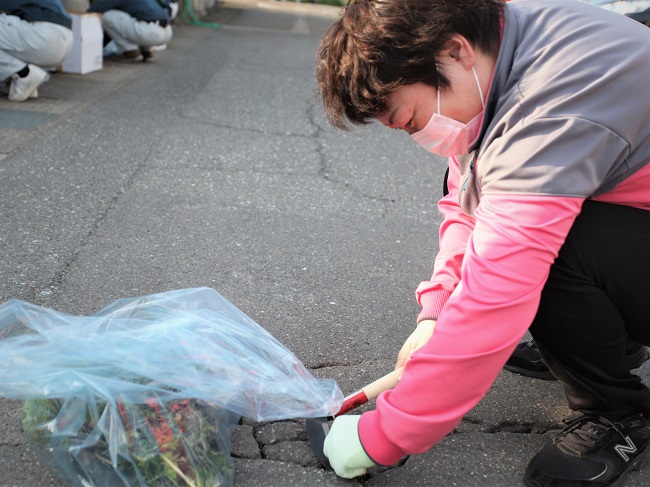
[316,0,504,130]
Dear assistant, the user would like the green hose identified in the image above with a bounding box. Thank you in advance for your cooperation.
[181,0,223,28]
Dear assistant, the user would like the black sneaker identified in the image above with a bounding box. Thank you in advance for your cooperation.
[524,413,650,486]
[107,49,143,62]
[505,340,649,381]
[504,340,556,380]
[140,47,154,62]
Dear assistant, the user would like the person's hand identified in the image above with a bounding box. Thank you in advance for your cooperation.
[323,415,377,478]
[395,319,436,370]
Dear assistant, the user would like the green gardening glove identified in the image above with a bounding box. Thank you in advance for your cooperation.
[323,415,377,478]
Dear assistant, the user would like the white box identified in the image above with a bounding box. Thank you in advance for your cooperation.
[61,13,103,75]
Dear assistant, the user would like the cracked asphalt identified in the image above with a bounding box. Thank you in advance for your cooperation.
[0,1,648,486]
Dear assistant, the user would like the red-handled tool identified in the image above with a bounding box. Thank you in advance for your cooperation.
[306,367,403,469]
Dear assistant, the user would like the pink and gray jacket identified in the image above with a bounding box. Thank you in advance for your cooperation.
[359,0,650,466]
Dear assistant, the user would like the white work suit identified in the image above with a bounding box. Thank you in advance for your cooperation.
[100,10,172,52]
[0,13,72,81]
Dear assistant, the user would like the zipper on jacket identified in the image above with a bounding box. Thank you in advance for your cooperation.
[461,152,479,192]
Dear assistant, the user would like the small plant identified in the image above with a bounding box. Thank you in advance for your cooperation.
[23,392,236,487]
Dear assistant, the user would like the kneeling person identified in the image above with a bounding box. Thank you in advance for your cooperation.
[0,0,73,101]
[88,0,174,62]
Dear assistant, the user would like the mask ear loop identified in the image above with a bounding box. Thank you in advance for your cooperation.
[435,64,442,115]
[471,66,485,109]
[438,66,484,114]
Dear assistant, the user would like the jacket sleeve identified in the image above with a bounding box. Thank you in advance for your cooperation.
[416,156,476,322]
[359,193,584,466]
[87,0,121,13]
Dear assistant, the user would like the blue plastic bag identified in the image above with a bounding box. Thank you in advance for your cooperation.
[0,288,343,486]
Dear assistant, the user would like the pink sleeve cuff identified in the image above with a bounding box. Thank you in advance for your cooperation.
[359,410,407,466]
[416,287,453,323]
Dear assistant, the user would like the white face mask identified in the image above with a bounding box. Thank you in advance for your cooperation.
[411,67,485,157]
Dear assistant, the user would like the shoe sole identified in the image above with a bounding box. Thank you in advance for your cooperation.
[503,364,556,380]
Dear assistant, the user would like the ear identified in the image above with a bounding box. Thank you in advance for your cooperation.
[443,34,476,71]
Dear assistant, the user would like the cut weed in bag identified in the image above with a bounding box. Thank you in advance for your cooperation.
[0,288,342,486]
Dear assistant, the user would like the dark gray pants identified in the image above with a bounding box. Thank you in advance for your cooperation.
[530,200,650,418]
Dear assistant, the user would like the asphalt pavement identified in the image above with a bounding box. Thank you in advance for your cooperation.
[0,1,648,486]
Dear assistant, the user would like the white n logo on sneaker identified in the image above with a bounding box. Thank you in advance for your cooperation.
[614,436,637,462]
